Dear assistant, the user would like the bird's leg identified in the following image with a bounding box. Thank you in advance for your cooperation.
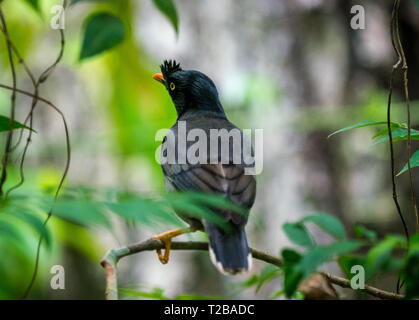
[153,226,199,264]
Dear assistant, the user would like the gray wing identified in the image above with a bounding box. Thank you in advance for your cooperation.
[162,162,256,225]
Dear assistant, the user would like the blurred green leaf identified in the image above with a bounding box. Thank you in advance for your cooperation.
[282,241,362,297]
[79,13,125,60]
[302,213,346,240]
[104,199,183,228]
[0,220,23,243]
[397,149,419,176]
[366,235,406,277]
[166,193,233,232]
[255,265,282,293]
[402,234,419,299]
[299,241,362,277]
[119,287,169,300]
[338,254,366,279]
[152,0,179,34]
[294,291,305,300]
[269,289,285,299]
[281,249,303,297]
[354,225,377,242]
[283,222,314,248]
[0,115,35,133]
[14,212,52,249]
[53,201,111,228]
[328,120,404,139]
[23,0,40,12]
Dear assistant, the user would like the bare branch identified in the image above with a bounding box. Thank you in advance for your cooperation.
[100,239,404,301]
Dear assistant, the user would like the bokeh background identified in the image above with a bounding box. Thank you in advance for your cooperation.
[0,0,418,299]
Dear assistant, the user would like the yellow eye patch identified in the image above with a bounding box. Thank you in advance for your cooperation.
[170,82,175,91]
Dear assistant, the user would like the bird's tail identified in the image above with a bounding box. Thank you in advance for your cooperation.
[204,222,252,275]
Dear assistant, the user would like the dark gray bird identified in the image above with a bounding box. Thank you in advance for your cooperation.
[152,60,256,275]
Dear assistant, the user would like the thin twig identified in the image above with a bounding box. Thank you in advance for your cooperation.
[0,1,69,299]
[0,8,17,196]
[100,239,404,301]
[392,0,419,232]
[0,83,71,299]
[6,24,65,196]
[387,0,410,241]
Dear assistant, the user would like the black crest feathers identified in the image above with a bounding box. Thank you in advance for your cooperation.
[160,60,182,79]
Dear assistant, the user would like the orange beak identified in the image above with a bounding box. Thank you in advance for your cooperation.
[153,73,165,84]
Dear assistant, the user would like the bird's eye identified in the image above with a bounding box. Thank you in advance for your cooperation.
[170,82,175,91]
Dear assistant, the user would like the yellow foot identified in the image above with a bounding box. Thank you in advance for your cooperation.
[153,227,196,264]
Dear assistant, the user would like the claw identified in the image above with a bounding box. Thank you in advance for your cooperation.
[152,226,198,265]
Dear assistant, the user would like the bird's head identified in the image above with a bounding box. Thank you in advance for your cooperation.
[153,60,225,118]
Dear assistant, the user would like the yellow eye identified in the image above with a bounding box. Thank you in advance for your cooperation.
[170,82,175,91]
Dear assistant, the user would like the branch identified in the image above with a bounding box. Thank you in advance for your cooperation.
[0,7,17,196]
[100,239,404,301]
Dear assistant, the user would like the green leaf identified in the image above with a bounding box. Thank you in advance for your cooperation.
[0,219,23,243]
[152,0,179,34]
[373,128,419,145]
[299,241,362,276]
[283,222,314,248]
[53,201,111,228]
[282,241,362,298]
[371,123,407,139]
[328,121,403,139]
[14,212,52,248]
[283,268,304,297]
[255,265,282,292]
[294,291,305,300]
[176,294,224,300]
[104,199,183,228]
[0,115,35,133]
[338,254,366,279]
[354,225,377,242]
[282,249,302,265]
[397,149,419,176]
[366,235,406,277]
[402,234,419,299]
[119,287,169,300]
[281,249,303,297]
[24,0,40,12]
[269,289,285,299]
[302,213,346,240]
[79,13,125,60]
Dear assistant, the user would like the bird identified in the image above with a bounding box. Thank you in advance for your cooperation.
[152,60,256,275]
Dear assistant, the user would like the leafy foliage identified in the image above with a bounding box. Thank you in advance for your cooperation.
[152,0,179,34]
[273,213,417,298]
[79,13,125,60]
[398,149,419,176]
[330,119,419,178]
[0,115,34,133]
[23,0,39,12]
[119,286,224,300]
[327,121,404,138]
[402,234,419,299]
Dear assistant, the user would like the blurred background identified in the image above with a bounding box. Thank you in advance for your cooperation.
[0,0,418,299]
